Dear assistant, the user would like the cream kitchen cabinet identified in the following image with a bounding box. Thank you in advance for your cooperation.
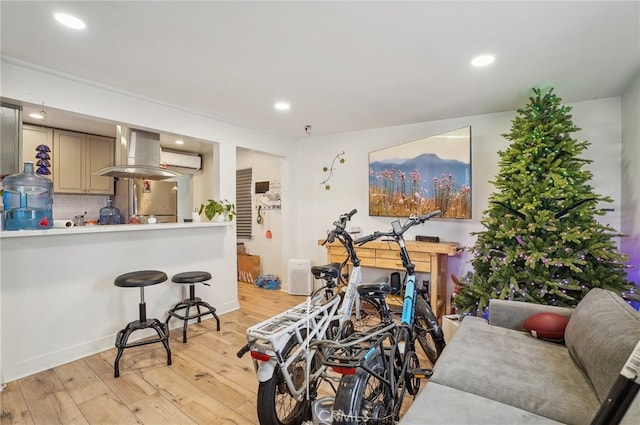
[22,124,53,180]
[53,129,114,194]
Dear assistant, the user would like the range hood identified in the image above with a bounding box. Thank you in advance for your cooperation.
[95,126,182,180]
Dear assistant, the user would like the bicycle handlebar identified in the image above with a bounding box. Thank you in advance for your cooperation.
[417,210,442,223]
[322,209,358,245]
[343,209,357,220]
[355,210,441,245]
[354,231,385,245]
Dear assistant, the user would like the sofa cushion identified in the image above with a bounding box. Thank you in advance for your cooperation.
[400,382,565,425]
[489,299,573,331]
[564,288,640,402]
[431,316,600,425]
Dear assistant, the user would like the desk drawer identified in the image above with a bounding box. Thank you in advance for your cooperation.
[329,247,375,260]
[375,258,431,272]
[409,251,433,262]
[375,258,404,270]
[329,252,376,267]
[355,247,375,258]
[329,253,347,264]
[376,250,400,260]
[414,261,431,273]
[376,249,432,263]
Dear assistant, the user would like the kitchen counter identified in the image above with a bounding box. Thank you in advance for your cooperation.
[1,219,239,383]
[0,221,231,238]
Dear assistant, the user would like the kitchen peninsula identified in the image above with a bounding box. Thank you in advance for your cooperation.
[0,221,238,383]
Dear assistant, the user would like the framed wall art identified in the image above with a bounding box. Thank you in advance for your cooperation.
[369,126,471,219]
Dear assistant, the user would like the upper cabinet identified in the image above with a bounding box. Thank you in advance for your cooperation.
[52,129,114,194]
[22,124,53,180]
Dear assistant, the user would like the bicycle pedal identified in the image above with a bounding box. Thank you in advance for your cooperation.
[410,368,433,379]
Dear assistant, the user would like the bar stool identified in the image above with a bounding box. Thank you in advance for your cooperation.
[113,270,172,378]
[166,271,220,343]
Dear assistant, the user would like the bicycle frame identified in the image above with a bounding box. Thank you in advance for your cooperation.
[239,209,367,399]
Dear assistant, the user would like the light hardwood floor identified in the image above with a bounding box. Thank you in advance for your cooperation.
[1,282,426,424]
[1,282,305,425]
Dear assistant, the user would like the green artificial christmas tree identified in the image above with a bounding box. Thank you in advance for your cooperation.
[455,88,638,315]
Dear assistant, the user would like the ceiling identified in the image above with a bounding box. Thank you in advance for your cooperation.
[1,1,639,141]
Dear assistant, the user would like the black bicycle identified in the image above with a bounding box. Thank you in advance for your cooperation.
[318,211,446,424]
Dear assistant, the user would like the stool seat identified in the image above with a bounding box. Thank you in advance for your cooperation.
[166,271,220,343]
[115,270,167,287]
[113,270,171,378]
[172,271,212,284]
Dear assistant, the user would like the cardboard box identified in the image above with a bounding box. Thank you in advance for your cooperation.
[238,253,260,283]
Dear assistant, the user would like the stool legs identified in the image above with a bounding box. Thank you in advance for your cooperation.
[166,283,220,343]
[114,292,172,378]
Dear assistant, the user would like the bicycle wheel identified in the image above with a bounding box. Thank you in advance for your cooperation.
[351,297,384,332]
[257,329,319,425]
[332,350,394,424]
[414,297,445,366]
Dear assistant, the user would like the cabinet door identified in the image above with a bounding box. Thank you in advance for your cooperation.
[86,135,114,194]
[53,130,85,193]
[22,125,53,180]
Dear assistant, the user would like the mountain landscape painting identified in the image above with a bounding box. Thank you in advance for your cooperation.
[369,127,471,218]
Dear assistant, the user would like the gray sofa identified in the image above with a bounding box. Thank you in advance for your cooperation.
[400,288,640,425]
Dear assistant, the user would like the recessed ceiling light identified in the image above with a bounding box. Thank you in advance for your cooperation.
[54,13,86,30]
[471,54,495,67]
[274,102,291,111]
[29,112,45,120]
[175,140,184,145]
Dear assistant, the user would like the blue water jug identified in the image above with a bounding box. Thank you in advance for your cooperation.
[2,162,53,230]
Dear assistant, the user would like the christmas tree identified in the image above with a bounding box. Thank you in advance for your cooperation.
[455,88,638,315]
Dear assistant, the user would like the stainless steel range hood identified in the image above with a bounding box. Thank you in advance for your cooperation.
[95,126,182,180]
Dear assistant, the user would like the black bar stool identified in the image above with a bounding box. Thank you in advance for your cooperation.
[113,270,172,378]
[166,271,220,343]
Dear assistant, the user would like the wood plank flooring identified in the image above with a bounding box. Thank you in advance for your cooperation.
[1,282,426,425]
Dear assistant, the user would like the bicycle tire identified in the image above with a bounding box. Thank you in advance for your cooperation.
[351,297,385,332]
[414,297,445,366]
[256,329,318,425]
[332,350,394,425]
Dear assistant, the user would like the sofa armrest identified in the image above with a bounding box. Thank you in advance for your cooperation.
[488,299,574,331]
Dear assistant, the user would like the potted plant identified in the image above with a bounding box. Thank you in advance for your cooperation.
[199,199,236,222]
[219,199,236,221]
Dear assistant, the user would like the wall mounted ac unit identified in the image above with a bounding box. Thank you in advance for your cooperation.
[160,149,202,174]
[287,259,312,295]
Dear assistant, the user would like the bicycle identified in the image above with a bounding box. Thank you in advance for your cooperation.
[318,211,446,424]
[236,209,385,425]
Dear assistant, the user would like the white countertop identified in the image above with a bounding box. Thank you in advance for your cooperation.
[0,220,232,238]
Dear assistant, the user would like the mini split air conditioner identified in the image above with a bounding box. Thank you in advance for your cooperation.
[160,149,202,174]
[287,259,312,295]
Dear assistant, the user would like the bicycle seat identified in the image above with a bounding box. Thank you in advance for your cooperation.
[358,282,391,299]
[311,263,341,280]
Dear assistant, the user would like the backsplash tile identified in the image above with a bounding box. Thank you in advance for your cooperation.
[52,194,109,221]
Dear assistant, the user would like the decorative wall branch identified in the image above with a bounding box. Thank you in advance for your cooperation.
[321,151,345,190]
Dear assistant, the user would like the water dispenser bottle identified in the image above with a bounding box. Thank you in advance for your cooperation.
[99,199,121,225]
[2,161,53,230]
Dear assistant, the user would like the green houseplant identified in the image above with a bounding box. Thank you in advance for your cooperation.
[199,199,236,221]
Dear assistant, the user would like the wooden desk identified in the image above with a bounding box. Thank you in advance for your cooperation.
[319,239,461,319]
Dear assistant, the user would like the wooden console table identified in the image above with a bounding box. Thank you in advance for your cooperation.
[318,239,462,319]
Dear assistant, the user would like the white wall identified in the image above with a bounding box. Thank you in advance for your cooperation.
[621,72,640,288]
[291,98,626,291]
